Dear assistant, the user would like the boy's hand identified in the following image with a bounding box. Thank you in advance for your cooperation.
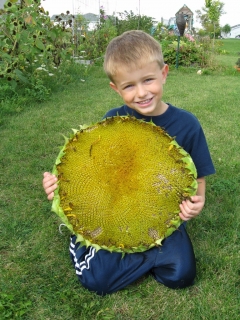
[43,172,58,201]
[179,195,205,221]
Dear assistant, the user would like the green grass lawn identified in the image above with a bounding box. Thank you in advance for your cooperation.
[0,40,240,319]
[215,38,240,69]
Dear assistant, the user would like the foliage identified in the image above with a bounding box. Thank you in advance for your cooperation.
[195,0,225,38]
[164,41,206,67]
[0,58,88,105]
[153,23,169,40]
[206,0,225,39]
[72,14,89,55]
[77,8,156,60]
[205,0,224,22]
[0,293,32,319]
[221,24,231,34]
[115,10,155,35]
[0,0,74,89]
[198,29,210,37]
[236,58,240,67]
[153,25,175,42]
[160,35,222,68]
[78,7,117,60]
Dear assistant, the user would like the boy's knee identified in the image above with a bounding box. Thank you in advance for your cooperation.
[163,273,195,289]
[152,259,196,289]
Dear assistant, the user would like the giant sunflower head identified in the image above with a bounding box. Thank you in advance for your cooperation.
[52,116,197,253]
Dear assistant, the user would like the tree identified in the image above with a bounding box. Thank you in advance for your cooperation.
[196,0,225,39]
[116,10,155,35]
[206,0,225,39]
[221,24,231,34]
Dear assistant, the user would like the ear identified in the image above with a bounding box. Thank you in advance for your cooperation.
[161,64,169,84]
[109,82,120,94]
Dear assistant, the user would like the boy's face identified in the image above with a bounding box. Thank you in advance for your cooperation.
[110,61,169,116]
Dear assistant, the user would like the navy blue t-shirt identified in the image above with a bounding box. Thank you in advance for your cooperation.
[103,104,215,178]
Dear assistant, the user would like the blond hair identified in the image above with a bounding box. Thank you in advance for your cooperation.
[104,30,165,82]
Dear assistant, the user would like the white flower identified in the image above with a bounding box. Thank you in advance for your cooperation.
[48,73,54,76]
[36,67,48,72]
[197,70,202,75]
[80,79,85,82]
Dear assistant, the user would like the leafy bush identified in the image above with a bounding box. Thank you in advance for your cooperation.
[78,7,117,60]
[0,0,74,89]
[77,9,156,61]
[159,34,224,68]
[116,10,155,35]
[78,21,117,60]
[163,39,209,67]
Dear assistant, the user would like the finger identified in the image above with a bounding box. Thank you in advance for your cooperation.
[47,192,55,201]
[184,199,195,210]
[179,203,195,220]
[43,171,51,177]
[179,210,194,221]
[43,175,57,189]
[180,201,191,215]
[179,212,190,221]
[44,183,58,196]
[190,195,200,203]
[43,172,55,181]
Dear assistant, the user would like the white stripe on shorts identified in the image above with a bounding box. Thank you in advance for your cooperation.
[69,239,96,276]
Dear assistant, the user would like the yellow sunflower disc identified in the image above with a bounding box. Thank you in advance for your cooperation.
[52,116,197,253]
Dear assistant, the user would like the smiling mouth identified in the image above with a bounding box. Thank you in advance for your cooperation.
[136,98,153,105]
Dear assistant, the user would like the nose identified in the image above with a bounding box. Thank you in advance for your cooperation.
[136,84,147,98]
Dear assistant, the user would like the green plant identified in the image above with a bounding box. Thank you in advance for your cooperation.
[78,7,117,60]
[79,21,117,60]
[221,23,231,34]
[0,293,32,319]
[24,78,51,102]
[0,82,17,101]
[161,35,224,68]
[195,0,225,39]
[116,10,155,35]
[72,14,89,55]
[163,38,208,67]
[0,0,74,88]
[235,58,240,67]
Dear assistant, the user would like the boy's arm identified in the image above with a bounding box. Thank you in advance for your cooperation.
[179,177,206,221]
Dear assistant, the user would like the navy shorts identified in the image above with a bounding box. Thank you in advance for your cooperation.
[69,224,196,295]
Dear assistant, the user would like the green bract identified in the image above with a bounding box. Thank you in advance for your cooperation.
[52,116,197,253]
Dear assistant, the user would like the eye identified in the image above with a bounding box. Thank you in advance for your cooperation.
[145,78,154,83]
[123,84,133,90]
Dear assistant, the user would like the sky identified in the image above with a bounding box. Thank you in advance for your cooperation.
[42,0,239,28]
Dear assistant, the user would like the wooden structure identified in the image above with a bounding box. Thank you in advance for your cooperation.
[175,4,193,31]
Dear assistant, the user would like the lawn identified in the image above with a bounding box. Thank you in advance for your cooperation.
[0,40,240,319]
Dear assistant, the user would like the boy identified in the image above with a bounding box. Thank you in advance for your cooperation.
[43,30,215,295]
